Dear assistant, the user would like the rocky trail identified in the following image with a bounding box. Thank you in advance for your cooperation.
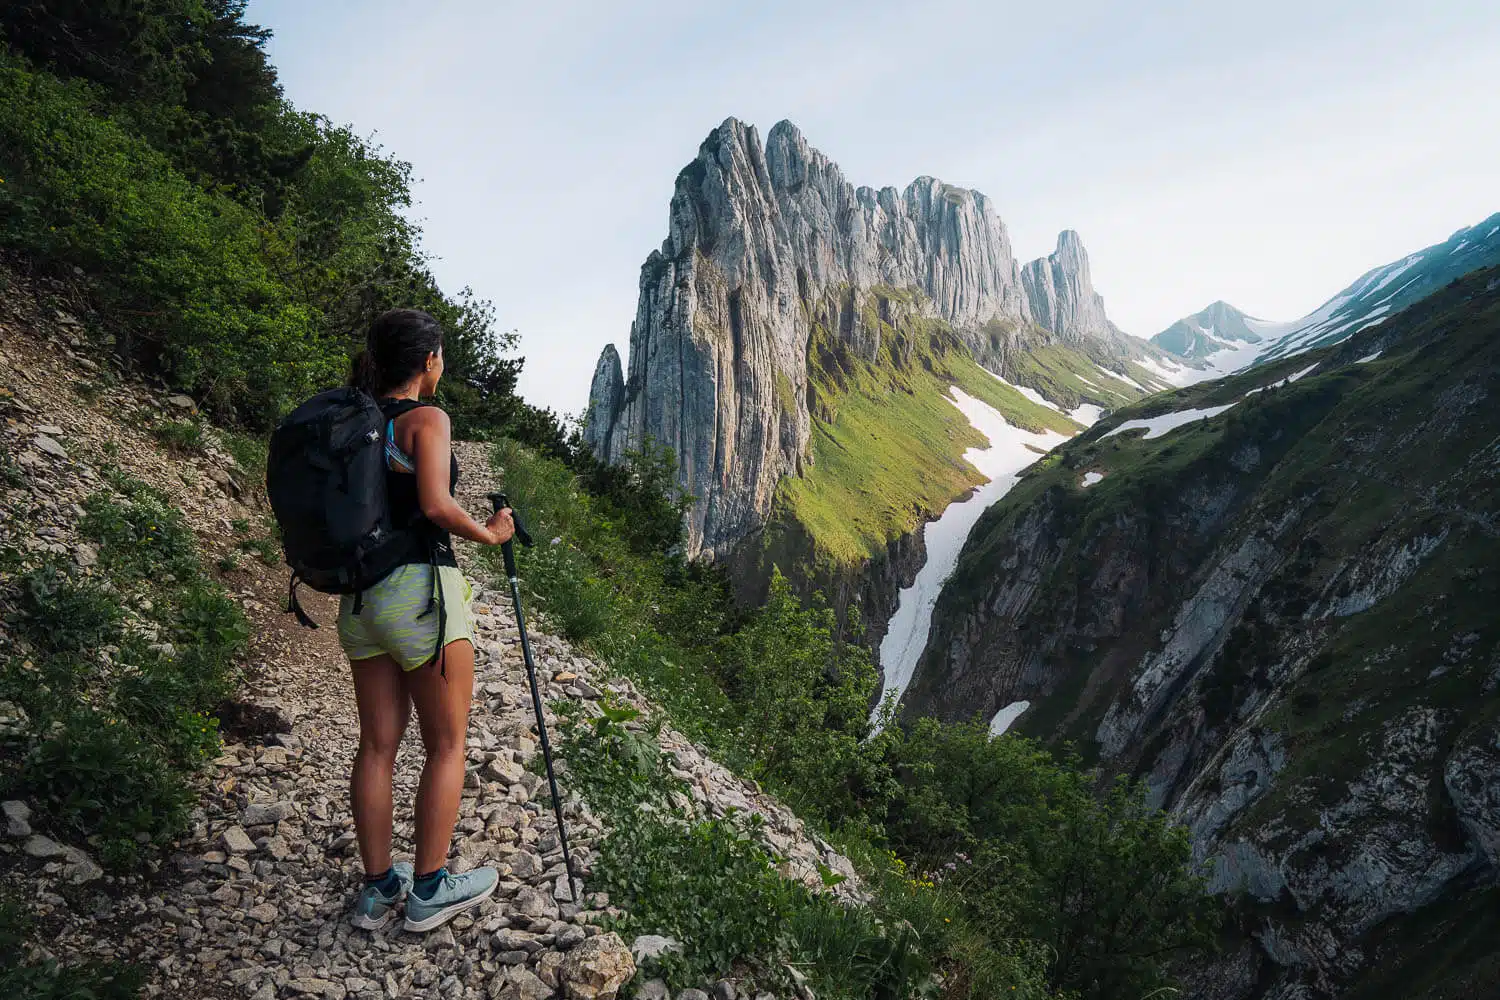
[0,288,856,1000]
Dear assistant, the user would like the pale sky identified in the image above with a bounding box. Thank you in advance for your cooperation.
[250,1,1500,417]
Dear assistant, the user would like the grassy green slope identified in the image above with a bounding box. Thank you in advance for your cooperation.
[775,290,1080,568]
[1001,341,1167,412]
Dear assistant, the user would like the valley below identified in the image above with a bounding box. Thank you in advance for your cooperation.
[903,265,1500,998]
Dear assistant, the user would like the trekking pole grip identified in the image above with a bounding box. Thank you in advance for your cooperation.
[489,492,531,579]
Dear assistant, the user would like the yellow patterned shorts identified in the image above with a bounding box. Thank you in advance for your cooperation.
[337,564,474,671]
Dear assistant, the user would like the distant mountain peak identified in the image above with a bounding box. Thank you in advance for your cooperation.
[1153,210,1500,377]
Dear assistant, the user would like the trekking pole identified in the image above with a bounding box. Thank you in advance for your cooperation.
[489,492,581,905]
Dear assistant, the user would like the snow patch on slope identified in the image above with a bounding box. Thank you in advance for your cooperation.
[1069,403,1104,426]
[1245,363,1320,396]
[1103,404,1238,441]
[874,389,1071,725]
[988,374,1064,414]
[1138,355,1193,385]
[990,700,1031,736]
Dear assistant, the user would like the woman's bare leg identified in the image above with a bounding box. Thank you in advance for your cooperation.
[349,654,410,875]
[403,640,475,874]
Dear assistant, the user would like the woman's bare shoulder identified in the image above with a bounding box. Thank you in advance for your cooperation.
[399,404,450,429]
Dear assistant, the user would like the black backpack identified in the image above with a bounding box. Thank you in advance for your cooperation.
[266,388,428,627]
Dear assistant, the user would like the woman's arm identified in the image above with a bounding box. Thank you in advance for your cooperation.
[409,408,514,546]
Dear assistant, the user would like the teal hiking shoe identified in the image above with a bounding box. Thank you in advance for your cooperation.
[403,866,499,932]
[350,861,414,930]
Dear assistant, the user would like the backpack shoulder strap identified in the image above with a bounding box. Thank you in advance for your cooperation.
[378,398,433,420]
[379,399,431,474]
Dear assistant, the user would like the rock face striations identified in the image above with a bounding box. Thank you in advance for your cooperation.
[1020,230,1122,345]
[584,117,1139,560]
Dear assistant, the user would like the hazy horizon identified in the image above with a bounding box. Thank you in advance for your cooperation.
[249,0,1500,416]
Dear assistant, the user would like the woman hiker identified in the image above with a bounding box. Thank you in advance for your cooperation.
[340,308,515,932]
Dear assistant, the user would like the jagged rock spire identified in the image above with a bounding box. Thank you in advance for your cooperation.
[1020,230,1121,344]
[583,118,1128,559]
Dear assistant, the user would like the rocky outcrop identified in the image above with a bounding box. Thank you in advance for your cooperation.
[583,117,1137,561]
[724,508,929,656]
[1020,230,1121,345]
[905,267,1500,998]
[582,345,624,459]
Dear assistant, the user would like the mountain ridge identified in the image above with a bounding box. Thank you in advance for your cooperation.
[1152,211,1500,377]
[1152,300,1268,360]
[583,116,1168,565]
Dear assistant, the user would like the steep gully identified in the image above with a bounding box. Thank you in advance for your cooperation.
[874,381,1084,733]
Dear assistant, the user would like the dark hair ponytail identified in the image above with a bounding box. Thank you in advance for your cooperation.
[349,309,444,396]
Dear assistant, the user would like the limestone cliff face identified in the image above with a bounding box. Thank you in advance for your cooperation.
[584,117,1127,560]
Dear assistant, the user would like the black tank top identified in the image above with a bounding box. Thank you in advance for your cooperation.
[380,399,460,569]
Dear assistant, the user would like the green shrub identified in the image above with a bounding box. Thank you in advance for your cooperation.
[235,533,280,567]
[24,707,195,860]
[0,444,22,489]
[0,955,143,1000]
[518,538,615,644]
[793,846,1054,1000]
[561,702,942,998]
[0,480,248,870]
[486,438,740,753]
[173,580,249,650]
[716,571,885,825]
[79,489,198,582]
[0,54,334,425]
[11,566,123,656]
[574,440,693,554]
[881,720,1220,999]
[221,429,268,488]
[152,419,206,455]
